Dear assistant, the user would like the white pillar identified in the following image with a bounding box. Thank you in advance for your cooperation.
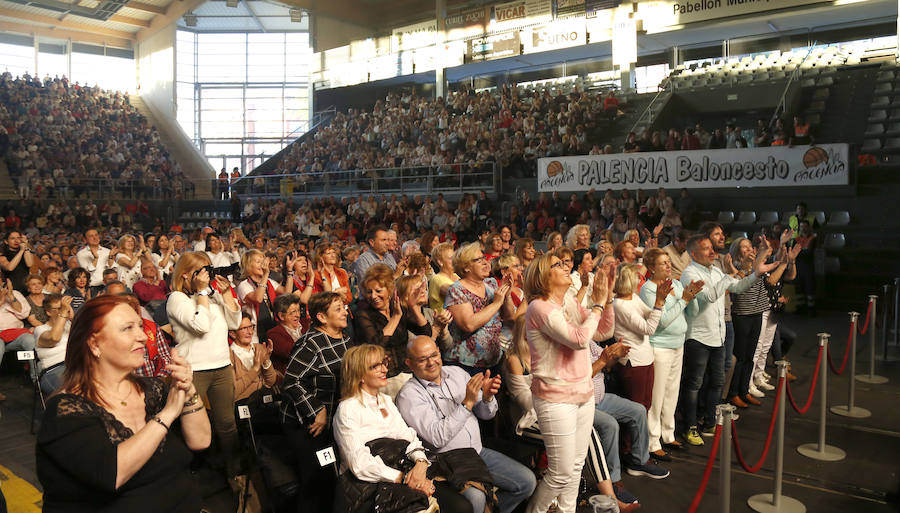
[435,0,447,99]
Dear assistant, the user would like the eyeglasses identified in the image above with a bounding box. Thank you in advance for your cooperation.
[412,352,441,365]
[550,260,565,269]
[237,324,256,332]
[368,358,389,371]
[471,256,486,264]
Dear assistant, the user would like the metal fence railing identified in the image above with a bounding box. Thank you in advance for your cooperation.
[220,162,497,199]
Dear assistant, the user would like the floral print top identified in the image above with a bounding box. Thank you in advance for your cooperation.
[444,277,503,368]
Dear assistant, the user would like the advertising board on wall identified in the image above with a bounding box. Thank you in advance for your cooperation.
[537,144,849,191]
[391,20,438,53]
[466,31,522,62]
[637,0,827,30]
[445,7,489,39]
[586,0,622,16]
[492,0,552,29]
[526,20,586,53]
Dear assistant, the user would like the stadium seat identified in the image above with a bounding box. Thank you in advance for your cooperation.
[816,76,834,87]
[824,233,846,250]
[812,88,830,100]
[827,211,851,226]
[887,122,900,135]
[729,231,748,242]
[717,211,735,225]
[757,211,779,225]
[873,82,894,95]
[868,110,887,122]
[871,96,890,108]
[811,211,827,225]
[735,211,757,225]
[824,256,841,274]
[883,137,900,152]
[865,124,885,136]
[876,70,895,82]
[861,138,883,152]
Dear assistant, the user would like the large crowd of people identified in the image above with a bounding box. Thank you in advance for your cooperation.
[0,183,824,513]
[258,86,624,186]
[0,72,190,201]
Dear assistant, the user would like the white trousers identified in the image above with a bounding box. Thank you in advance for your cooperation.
[527,397,594,513]
[753,310,778,379]
[648,345,683,453]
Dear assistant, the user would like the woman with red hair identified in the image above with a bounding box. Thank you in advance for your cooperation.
[36,295,211,512]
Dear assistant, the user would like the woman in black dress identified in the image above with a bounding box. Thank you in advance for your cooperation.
[36,295,211,513]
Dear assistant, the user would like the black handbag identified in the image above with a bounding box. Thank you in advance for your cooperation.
[340,438,429,513]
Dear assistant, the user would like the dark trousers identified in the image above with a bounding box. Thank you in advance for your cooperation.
[729,313,763,398]
[619,362,654,411]
[434,481,475,513]
[681,339,725,428]
[282,421,337,513]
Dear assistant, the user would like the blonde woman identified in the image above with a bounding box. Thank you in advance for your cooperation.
[639,248,703,461]
[236,249,295,344]
[332,345,437,512]
[428,242,458,313]
[612,263,670,410]
[167,251,242,481]
[546,231,563,253]
[523,252,614,513]
[566,224,592,251]
[115,234,144,289]
[445,242,515,375]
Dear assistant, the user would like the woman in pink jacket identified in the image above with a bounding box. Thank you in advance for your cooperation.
[523,253,614,513]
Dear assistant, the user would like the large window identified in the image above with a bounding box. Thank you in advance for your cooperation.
[176,30,311,174]
[0,33,135,92]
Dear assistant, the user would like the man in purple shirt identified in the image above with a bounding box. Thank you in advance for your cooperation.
[396,336,536,513]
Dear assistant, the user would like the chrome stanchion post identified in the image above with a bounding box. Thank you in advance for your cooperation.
[717,403,736,513]
[748,361,806,513]
[798,333,846,461]
[831,312,872,418]
[894,278,899,346]
[883,284,891,362]
[857,295,888,384]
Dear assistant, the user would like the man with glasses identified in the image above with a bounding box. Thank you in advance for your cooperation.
[396,336,536,513]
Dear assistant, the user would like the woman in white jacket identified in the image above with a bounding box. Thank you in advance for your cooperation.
[167,251,242,479]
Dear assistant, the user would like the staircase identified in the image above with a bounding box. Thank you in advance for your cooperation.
[808,65,878,146]
[129,96,214,199]
[0,158,18,200]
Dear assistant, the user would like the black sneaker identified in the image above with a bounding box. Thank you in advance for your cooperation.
[625,462,670,479]
[614,483,639,504]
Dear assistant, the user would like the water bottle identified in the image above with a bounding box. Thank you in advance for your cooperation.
[588,494,619,513]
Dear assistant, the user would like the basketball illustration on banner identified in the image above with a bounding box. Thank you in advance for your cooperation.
[803,146,828,168]
[547,160,564,177]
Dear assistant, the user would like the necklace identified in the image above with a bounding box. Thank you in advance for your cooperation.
[102,384,133,407]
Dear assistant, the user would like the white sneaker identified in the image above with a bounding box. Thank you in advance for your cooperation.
[749,383,765,398]
[754,375,775,391]
[762,371,772,380]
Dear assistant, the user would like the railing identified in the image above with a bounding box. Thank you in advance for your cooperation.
[771,42,816,128]
[226,162,497,199]
[629,83,671,135]
[242,106,338,175]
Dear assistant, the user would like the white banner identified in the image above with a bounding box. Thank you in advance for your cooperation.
[537,144,849,192]
[637,0,827,31]
[391,20,438,53]
[526,20,586,53]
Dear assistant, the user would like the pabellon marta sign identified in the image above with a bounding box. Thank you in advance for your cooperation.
[537,144,849,191]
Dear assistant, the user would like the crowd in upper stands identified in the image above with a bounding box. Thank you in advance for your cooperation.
[264,86,624,185]
[0,72,189,201]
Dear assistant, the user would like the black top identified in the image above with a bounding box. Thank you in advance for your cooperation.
[36,378,199,513]
[2,246,29,293]
[353,300,430,378]
[280,329,349,426]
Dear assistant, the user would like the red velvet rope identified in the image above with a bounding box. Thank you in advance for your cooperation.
[786,345,824,414]
[731,377,784,473]
[827,319,855,375]
[687,424,723,513]
[857,301,873,335]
